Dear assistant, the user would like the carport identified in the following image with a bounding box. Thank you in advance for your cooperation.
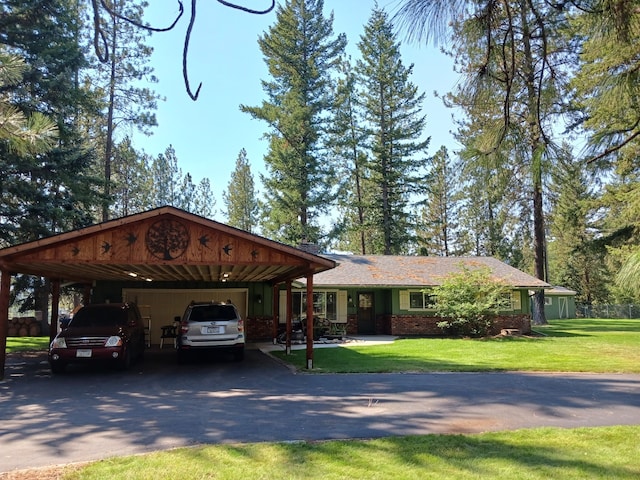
[0,206,336,379]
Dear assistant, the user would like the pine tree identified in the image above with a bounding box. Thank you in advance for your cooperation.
[416,146,460,256]
[355,5,430,255]
[241,0,346,246]
[177,173,197,213]
[89,0,161,221]
[0,0,101,317]
[396,0,574,324]
[193,178,216,219]
[223,149,259,232]
[0,0,101,245]
[110,137,154,217]
[570,4,640,299]
[547,148,610,304]
[329,57,371,253]
[571,2,640,165]
[151,145,181,207]
[0,51,58,154]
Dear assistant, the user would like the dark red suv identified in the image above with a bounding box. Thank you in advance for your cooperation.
[49,303,146,373]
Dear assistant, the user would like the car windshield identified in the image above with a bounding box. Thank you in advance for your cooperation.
[71,307,127,328]
[190,305,237,321]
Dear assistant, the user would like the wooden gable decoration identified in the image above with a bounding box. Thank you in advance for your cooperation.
[0,207,335,284]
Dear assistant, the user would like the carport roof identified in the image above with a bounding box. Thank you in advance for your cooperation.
[0,206,336,284]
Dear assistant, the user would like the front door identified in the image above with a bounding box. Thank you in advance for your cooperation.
[357,292,375,334]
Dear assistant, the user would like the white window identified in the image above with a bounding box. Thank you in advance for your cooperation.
[279,290,346,323]
[501,291,522,311]
[545,296,553,306]
[401,290,436,311]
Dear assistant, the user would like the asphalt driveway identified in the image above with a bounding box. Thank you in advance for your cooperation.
[1,346,639,473]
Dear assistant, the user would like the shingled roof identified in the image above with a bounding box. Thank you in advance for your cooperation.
[300,254,550,288]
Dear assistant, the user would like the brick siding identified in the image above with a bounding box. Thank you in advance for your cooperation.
[246,313,532,341]
[384,314,532,336]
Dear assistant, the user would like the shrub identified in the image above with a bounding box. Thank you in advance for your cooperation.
[433,265,511,337]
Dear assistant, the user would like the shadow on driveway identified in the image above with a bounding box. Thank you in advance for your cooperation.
[1,346,639,473]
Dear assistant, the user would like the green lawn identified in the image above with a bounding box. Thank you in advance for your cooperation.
[50,426,640,479]
[5,335,50,353]
[273,319,640,373]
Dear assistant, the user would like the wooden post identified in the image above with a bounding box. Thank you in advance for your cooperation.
[286,280,292,355]
[0,270,12,381]
[83,283,92,305]
[306,273,314,370]
[50,279,60,344]
[272,283,279,344]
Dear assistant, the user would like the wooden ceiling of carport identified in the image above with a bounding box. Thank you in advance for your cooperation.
[0,206,336,284]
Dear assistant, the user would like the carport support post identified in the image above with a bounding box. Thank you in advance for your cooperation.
[272,284,279,344]
[306,273,314,370]
[286,281,292,355]
[50,279,60,344]
[0,270,11,380]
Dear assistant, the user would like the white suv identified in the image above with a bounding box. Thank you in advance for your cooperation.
[177,301,245,362]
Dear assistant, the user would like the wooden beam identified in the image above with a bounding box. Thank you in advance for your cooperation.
[0,270,12,380]
[306,273,314,370]
[286,280,292,355]
[50,279,60,344]
[272,283,279,343]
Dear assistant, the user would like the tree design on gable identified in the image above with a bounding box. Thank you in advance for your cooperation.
[145,219,190,260]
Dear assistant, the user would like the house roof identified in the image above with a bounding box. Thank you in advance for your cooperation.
[0,206,336,284]
[546,286,577,296]
[298,254,550,289]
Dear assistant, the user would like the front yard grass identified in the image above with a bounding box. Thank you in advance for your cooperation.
[6,336,50,353]
[272,319,640,373]
[36,426,639,480]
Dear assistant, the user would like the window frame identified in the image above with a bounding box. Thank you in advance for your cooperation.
[404,290,437,311]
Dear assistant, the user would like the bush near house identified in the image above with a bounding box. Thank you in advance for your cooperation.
[433,265,511,337]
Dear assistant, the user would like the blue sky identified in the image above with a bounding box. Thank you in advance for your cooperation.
[131,0,461,220]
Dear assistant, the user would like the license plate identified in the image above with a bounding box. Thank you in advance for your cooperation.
[203,326,224,334]
[76,349,92,358]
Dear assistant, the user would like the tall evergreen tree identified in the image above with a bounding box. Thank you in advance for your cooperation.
[547,148,610,304]
[0,0,102,317]
[177,173,197,213]
[570,4,640,297]
[416,146,460,256]
[151,145,181,207]
[355,5,430,255]
[89,0,161,221]
[241,0,346,246]
[396,0,574,324]
[193,177,216,219]
[223,148,259,232]
[110,137,153,217]
[0,0,101,244]
[329,57,371,253]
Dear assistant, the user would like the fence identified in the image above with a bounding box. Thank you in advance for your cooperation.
[577,304,640,319]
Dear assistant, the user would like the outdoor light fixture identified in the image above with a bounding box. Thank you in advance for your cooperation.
[255,294,262,304]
